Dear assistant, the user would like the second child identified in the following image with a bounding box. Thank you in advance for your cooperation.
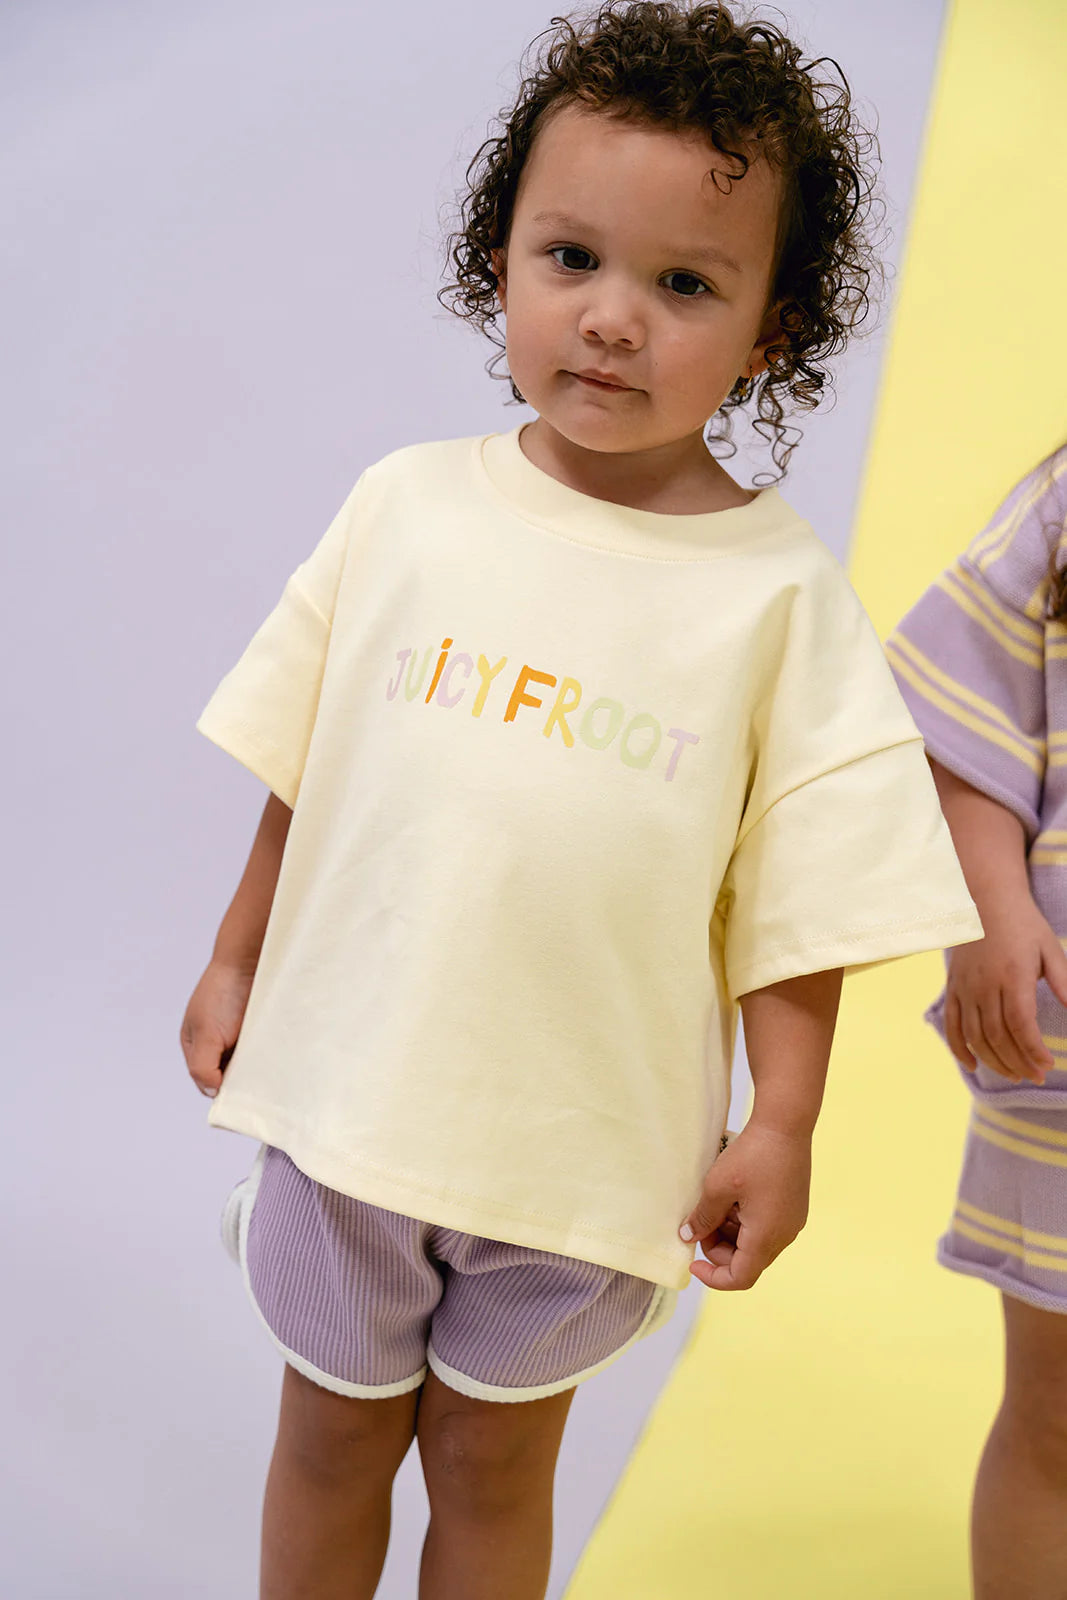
[889,446,1067,1600]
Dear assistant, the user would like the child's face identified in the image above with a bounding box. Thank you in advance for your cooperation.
[492,104,782,457]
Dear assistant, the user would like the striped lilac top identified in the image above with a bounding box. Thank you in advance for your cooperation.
[887,446,1067,1107]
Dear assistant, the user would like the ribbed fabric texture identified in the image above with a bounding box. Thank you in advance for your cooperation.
[246,1147,658,1390]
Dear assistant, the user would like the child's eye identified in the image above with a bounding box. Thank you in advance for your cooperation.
[546,249,711,300]
[662,271,710,299]
[548,245,595,272]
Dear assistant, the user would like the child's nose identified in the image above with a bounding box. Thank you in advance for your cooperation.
[577,290,644,350]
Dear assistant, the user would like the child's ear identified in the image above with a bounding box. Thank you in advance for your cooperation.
[745,301,783,379]
[490,248,507,313]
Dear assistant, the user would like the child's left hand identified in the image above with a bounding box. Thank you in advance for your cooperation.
[679,1122,812,1290]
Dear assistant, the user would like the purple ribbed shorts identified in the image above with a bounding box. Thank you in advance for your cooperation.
[222,1146,674,1403]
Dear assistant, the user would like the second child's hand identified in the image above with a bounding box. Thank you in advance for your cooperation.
[928,758,1067,1087]
[944,901,1067,1085]
[680,1122,811,1290]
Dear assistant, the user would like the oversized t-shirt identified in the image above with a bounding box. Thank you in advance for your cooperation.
[198,423,981,1289]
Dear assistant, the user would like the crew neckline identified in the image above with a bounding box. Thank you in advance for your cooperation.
[475,422,800,560]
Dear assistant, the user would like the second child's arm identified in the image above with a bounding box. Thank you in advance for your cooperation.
[929,758,1067,1084]
[180,791,293,1097]
[680,967,842,1290]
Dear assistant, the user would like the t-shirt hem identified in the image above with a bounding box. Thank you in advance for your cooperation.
[207,1096,695,1291]
[196,708,299,808]
[727,906,984,998]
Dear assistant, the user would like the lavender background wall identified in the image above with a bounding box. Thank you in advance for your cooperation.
[2,1,945,1593]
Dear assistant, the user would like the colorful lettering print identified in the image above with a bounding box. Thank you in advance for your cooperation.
[385,637,699,782]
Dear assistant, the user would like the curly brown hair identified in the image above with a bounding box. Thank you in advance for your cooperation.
[437,0,881,479]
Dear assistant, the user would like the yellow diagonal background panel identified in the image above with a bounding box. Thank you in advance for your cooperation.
[566,1,1067,1593]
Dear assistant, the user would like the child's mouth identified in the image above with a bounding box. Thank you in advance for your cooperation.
[571,372,633,393]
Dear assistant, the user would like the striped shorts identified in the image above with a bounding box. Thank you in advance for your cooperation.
[222,1146,675,1403]
[940,1091,1067,1313]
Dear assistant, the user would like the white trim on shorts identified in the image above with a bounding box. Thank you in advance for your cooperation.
[223,1144,678,1405]
[229,1145,427,1399]
[426,1281,675,1404]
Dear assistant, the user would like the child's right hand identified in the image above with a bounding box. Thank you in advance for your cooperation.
[944,900,1067,1084]
[180,959,256,1098]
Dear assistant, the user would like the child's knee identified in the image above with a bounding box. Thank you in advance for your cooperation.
[279,1366,416,1486]
[419,1395,569,1516]
[424,1419,536,1514]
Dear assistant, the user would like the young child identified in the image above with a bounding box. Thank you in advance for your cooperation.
[887,446,1067,1600]
[181,5,981,1595]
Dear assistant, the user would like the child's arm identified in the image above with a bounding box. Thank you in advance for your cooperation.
[680,966,842,1290]
[929,758,1067,1085]
[180,791,293,1097]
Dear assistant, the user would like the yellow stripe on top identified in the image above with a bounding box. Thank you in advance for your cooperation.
[972,453,1067,572]
[935,571,1043,668]
[884,641,1044,775]
[948,562,1044,648]
[1031,828,1067,859]
[1025,582,1050,622]
[888,632,1045,755]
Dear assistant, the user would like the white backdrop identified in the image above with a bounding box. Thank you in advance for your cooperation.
[2,2,945,1593]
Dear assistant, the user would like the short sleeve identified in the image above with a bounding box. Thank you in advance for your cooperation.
[884,451,1067,841]
[195,476,363,807]
[720,553,981,1000]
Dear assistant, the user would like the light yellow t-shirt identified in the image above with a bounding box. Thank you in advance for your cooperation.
[199,424,981,1290]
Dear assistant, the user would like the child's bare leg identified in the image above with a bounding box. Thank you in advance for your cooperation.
[261,1364,419,1600]
[972,1294,1067,1599]
[416,1371,575,1600]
